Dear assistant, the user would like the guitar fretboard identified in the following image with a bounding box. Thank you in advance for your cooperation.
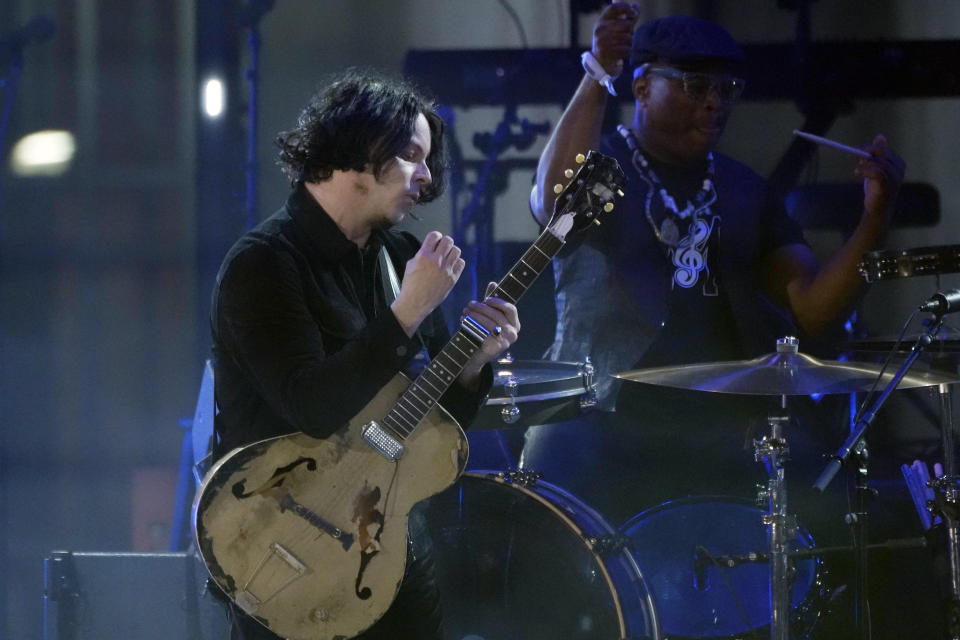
[381,228,565,440]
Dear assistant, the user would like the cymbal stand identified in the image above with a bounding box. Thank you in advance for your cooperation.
[815,312,946,640]
[754,398,793,640]
[850,438,872,640]
[929,381,960,639]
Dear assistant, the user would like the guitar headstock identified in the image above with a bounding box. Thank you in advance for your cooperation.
[546,150,626,242]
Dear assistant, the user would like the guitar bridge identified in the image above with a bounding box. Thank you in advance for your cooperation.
[361,421,404,461]
[235,542,308,614]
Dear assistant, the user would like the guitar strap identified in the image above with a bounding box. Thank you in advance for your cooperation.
[378,246,401,305]
[380,245,433,378]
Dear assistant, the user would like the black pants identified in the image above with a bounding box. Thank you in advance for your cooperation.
[224,505,443,640]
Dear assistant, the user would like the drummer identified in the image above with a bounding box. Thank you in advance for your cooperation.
[522,7,905,522]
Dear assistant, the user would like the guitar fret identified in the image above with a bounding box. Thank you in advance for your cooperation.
[419,372,445,395]
[394,401,421,425]
[507,268,537,289]
[501,291,519,304]
[540,232,564,254]
[389,407,417,429]
[431,358,458,380]
[458,331,484,351]
[520,249,551,273]
[448,341,475,360]
[530,243,551,260]
[498,278,526,303]
[383,413,412,436]
[404,390,431,413]
[518,257,539,276]
[407,383,434,406]
[437,350,467,370]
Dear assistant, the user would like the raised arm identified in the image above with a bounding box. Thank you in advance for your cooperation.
[531,2,641,226]
[761,134,905,337]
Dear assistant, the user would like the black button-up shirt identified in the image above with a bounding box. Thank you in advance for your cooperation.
[211,182,491,456]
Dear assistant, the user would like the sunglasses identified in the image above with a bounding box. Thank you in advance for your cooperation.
[636,64,746,103]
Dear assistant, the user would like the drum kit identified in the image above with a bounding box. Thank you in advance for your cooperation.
[427,245,960,639]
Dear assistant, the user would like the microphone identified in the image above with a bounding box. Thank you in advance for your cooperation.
[919,289,960,315]
[693,546,710,591]
[0,15,56,53]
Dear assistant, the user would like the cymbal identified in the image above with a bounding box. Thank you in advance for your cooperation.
[615,350,958,396]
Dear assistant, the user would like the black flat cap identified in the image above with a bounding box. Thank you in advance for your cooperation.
[629,15,744,69]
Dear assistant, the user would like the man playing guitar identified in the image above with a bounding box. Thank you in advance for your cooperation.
[206,67,519,640]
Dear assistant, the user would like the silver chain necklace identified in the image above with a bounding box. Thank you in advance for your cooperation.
[617,125,717,247]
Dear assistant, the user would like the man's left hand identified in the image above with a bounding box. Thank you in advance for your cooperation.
[458,282,520,386]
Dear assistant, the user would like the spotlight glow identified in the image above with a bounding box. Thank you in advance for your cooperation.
[10,129,76,176]
[203,77,224,117]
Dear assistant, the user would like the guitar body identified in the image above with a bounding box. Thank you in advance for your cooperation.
[192,373,468,640]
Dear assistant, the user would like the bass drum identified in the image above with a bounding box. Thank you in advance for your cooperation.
[424,471,660,640]
[622,497,826,640]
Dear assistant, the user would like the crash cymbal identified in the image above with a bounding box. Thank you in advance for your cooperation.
[615,348,958,396]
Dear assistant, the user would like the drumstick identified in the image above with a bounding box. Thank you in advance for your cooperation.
[793,129,872,159]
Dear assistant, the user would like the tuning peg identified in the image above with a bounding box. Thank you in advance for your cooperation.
[594,219,602,226]
[617,189,625,197]
[553,183,563,194]
[603,202,614,212]
[564,168,574,178]
[575,153,586,164]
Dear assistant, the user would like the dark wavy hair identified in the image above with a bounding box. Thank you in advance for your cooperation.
[275,68,446,203]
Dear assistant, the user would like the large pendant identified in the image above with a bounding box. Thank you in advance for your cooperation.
[660,218,680,246]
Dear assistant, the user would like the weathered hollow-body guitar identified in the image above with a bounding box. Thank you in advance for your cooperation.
[192,151,624,640]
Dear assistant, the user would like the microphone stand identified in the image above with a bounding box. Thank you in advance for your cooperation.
[814,311,946,639]
[456,103,549,300]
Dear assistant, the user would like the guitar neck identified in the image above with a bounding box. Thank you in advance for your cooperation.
[380,228,565,441]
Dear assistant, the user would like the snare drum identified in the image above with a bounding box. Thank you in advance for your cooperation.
[859,245,960,283]
[621,497,826,640]
[473,359,597,430]
[424,470,660,640]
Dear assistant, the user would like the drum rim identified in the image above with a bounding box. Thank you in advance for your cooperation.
[487,360,588,404]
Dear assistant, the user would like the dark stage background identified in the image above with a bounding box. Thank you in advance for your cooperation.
[2,1,960,638]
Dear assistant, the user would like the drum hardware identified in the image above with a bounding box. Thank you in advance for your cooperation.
[697,536,927,568]
[615,333,958,638]
[477,357,599,429]
[493,468,542,487]
[589,532,631,556]
[622,494,825,640]
[754,380,794,640]
[926,454,960,639]
[493,352,522,424]
[858,245,960,283]
[814,311,951,640]
[578,356,599,410]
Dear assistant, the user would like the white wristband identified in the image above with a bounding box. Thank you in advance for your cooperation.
[581,51,621,96]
